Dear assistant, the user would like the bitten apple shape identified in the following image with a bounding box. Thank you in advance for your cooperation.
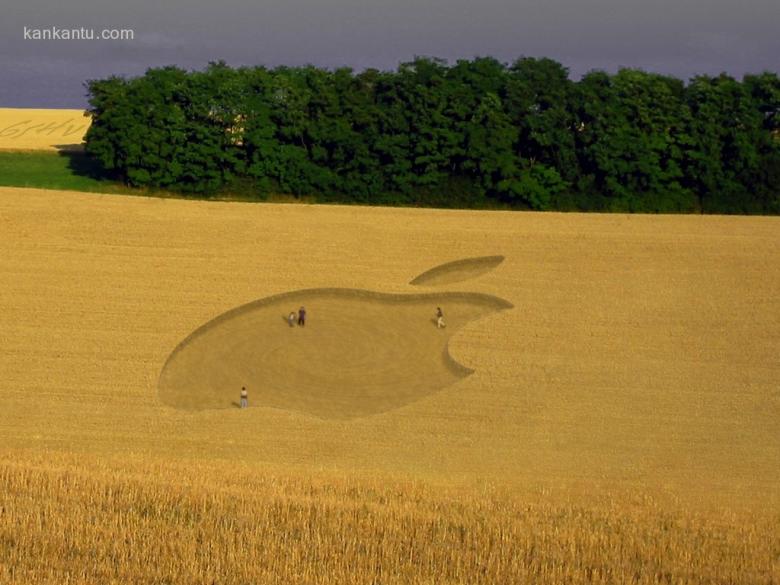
[158,258,512,419]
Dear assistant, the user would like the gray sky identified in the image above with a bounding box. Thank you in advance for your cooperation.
[1,0,778,107]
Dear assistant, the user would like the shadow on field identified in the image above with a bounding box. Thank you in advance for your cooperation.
[55,146,112,181]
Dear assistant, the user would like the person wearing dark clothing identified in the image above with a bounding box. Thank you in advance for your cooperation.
[298,306,306,326]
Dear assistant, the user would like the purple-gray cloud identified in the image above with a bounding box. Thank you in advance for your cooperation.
[1,0,778,107]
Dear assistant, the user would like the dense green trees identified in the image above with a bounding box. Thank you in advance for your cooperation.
[84,59,780,214]
[573,70,695,212]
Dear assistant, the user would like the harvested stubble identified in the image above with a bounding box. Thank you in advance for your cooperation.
[0,453,776,585]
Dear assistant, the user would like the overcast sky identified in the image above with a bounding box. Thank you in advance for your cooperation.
[1,0,778,107]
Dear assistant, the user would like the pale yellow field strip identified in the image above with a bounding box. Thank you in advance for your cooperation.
[0,186,778,506]
[0,108,89,150]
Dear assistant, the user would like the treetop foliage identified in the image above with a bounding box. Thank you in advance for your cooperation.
[84,58,780,213]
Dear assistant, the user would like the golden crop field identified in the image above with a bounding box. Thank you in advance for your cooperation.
[0,108,89,150]
[1,185,778,583]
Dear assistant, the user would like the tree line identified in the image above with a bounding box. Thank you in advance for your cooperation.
[84,58,780,213]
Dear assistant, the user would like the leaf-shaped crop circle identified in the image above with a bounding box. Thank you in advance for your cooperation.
[409,256,505,286]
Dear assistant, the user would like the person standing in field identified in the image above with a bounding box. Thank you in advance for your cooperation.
[436,307,446,329]
[298,306,306,326]
[240,386,248,409]
[288,311,296,327]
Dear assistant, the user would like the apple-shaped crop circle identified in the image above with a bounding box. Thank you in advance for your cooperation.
[158,257,512,419]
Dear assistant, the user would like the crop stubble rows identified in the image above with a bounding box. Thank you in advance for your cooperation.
[1,187,778,487]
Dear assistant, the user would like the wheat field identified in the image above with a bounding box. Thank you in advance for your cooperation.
[1,186,778,583]
[0,108,89,151]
